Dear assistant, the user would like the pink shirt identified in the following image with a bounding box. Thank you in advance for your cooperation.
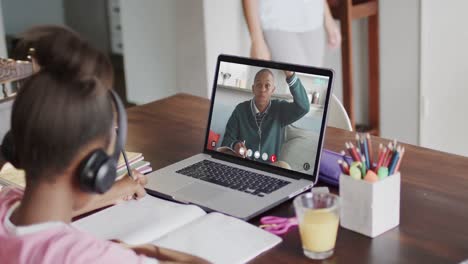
[0,187,157,264]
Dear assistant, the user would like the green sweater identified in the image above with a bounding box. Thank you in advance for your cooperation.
[221,74,310,163]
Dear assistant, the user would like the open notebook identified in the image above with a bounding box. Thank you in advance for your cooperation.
[73,195,282,264]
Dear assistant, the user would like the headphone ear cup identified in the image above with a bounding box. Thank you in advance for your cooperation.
[95,158,117,194]
[1,131,20,168]
[78,149,117,194]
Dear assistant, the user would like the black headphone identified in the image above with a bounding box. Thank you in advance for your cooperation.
[0,89,128,194]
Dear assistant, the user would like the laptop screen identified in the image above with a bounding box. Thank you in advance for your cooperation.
[204,55,333,182]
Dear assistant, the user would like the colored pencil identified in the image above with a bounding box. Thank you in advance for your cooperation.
[375,143,383,171]
[366,133,374,168]
[340,150,351,166]
[338,159,350,174]
[376,146,387,171]
[383,143,394,167]
[388,146,401,175]
[363,138,370,169]
[360,155,367,176]
[349,142,362,162]
[394,147,405,173]
[355,134,360,152]
[360,136,366,157]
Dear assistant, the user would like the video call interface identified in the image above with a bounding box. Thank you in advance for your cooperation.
[207,61,330,176]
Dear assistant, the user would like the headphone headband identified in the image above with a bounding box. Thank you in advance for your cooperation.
[108,89,127,164]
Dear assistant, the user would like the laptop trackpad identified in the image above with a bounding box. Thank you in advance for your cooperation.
[173,183,226,203]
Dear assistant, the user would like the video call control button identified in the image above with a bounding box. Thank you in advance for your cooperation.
[246,149,253,157]
[270,154,277,163]
[254,151,260,159]
[239,147,245,156]
[262,153,268,161]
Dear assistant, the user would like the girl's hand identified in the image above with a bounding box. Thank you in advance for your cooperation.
[120,170,148,201]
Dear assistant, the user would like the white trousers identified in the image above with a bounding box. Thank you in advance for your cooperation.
[263,26,325,67]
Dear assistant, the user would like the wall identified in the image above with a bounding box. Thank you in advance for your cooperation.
[379,0,420,144]
[63,0,110,53]
[120,0,177,104]
[420,0,468,156]
[323,19,369,126]
[120,0,207,103]
[175,0,207,98]
[202,0,250,97]
[1,0,64,37]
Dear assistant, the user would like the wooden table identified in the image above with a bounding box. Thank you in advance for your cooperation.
[126,94,468,264]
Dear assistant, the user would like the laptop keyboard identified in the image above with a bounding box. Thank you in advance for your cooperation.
[176,160,291,197]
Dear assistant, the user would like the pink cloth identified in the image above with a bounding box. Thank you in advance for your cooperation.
[0,187,150,264]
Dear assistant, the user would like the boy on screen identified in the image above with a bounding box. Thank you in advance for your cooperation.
[221,69,310,164]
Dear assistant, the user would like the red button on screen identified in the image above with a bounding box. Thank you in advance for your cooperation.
[270,154,277,163]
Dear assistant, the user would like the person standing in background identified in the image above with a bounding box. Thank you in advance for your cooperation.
[242,0,341,67]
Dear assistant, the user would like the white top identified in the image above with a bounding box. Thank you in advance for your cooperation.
[4,201,66,236]
[259,0,324,32]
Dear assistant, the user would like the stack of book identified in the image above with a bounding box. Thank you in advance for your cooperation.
[116,151,152,179]
[0,151,152,189]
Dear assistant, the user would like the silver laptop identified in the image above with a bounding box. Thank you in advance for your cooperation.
[146,55,333,220]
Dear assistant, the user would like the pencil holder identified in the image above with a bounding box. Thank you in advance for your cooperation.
[339,172,400,238]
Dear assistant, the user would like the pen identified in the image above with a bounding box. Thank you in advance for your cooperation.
[121,150,133,179]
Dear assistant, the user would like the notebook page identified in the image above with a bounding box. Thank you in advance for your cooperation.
[153,212,282,264]
[0,163,25,188]
[73,195,206,245]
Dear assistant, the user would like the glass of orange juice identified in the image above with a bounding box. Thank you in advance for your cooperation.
[293,192,340,260]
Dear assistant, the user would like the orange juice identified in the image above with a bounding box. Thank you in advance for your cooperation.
[299,209,339,252]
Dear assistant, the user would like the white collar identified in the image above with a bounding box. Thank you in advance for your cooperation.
[252,99,271,114]
[3,201,66,236]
